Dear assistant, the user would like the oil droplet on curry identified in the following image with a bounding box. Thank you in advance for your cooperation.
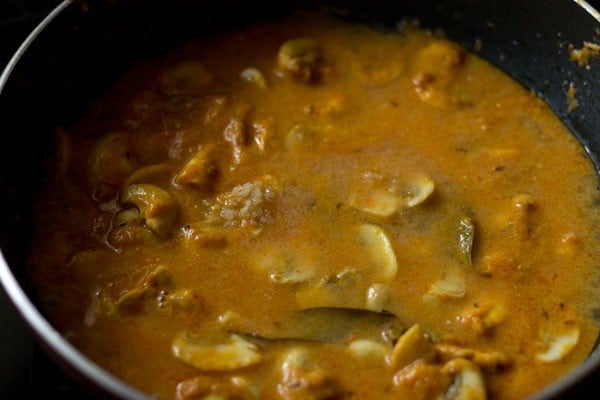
[27,15,600,400]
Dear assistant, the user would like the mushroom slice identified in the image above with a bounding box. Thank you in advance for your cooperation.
[349,188,400,217]
[357,224,398,281]
[120,183,179,238]
[277,38,321,82]
[349,174,434,216]
[280,347,313,370]
[278,347,342,399]
[346,339,388,365]
[271,270,314,284]
[401,175,435,208]
[536,326,580,363]
[240,67,267,89]
[387,324,435,369]
[88,132,137,199]
[115,265,177,314]
[114,208,145,227]
[295,268,363,309]
[425,272,466,300]
[252,248,315,284]
[218,310,242,326]
[172,333,262,371]
[441,358,487,400]
[365,283,393,313]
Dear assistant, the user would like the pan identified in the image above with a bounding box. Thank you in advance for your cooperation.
[0,0,599,399]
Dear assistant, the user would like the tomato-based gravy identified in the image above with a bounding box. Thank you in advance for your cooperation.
[27,15,600,400]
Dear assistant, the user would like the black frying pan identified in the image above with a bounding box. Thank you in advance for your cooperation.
[0,1,599,399]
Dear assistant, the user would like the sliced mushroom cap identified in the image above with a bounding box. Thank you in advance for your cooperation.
[280,347,313,370]
[218,310,242,326]
[357,224,398,281]
[346,339,388,365]
[401,175,435,208]
[278,347,341,400]
[441,358,487,400]
[426,272,466,300]
[365,283,393,313]
[536,326,580,363]
[114,208,145,227]
[240,67,267,89]
[252,248,315,285]
[388,324,435,369]
[349,174,434,216]
[172,333,262,371]
[114,265,177,314]
[349,188,400,217]
[120,183,179,238]
[277,38,321,82]
[295,268,364,310]
[88,132,137,199]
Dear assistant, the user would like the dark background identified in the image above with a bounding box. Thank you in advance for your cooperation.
[1,0,600,399]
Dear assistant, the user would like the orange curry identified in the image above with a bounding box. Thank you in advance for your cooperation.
[27,15,600,400]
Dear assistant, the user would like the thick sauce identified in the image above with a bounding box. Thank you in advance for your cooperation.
[28,16,600,400]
